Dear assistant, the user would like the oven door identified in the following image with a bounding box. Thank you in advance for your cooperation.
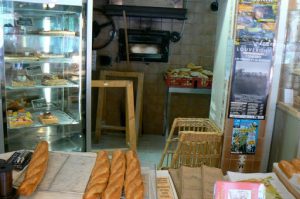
[119,29,170,62]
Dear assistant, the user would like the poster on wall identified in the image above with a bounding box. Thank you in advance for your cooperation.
[228,0,278,119]
[231,119,260,154]
[236,0,278,45]
[228,45,273,119]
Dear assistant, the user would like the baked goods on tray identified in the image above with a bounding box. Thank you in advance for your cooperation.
[291,159,300,171]
[42,74,68,86]
[38,112,59,125]
[125,150,144,199]
[18,141,49,196]
[12,75,35,87]
[5,54,39,61]
[278,160,298,179]
[83,151,110,199]
[9,112,33,128]
[38,53,65,59]
[102,150,126,199]
[38,30,76,36]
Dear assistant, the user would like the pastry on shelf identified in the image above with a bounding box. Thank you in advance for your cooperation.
[42,74,68,86]
[11,75,35,87]
[9,112,33,128]
[38,112,59,125]
[5,53,39,61]
[37,53,65,59]
[38,30,76,36]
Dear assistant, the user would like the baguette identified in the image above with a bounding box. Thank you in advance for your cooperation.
[278,160,297,179]
[83,151,110,199]
[102,150,126,199]
[291,159,300,171]
[18,141,49,196]
[125,150,144,199]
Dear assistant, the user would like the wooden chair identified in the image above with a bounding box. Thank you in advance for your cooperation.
[158,118,222,169]
[170,131,223,169]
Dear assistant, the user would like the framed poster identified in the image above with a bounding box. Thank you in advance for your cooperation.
[231,119,260,154]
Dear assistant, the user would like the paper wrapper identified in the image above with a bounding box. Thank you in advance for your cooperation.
[169,165,223,199]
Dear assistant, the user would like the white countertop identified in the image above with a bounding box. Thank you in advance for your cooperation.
[0,151,156,199]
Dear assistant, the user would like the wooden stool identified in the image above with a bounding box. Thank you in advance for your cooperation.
[92,80,137,151]
[98,70,144,137]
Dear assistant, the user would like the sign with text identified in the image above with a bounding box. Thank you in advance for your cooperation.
[228,44,273,119]
[228,0,278,119]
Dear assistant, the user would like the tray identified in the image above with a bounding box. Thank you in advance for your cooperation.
[8,110,79,129]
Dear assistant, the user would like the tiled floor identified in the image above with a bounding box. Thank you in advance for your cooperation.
[92,132,166,167]
[6,128,167,168]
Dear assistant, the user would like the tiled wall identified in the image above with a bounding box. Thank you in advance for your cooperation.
[92,0,217,134]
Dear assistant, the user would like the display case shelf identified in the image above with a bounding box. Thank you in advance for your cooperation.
[4,57,77,64]
[14,8,80,17]
[6,81,79,90]
[7,110,79,130]
[4,34,79,38]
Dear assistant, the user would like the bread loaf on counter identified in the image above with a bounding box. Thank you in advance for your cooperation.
[279,160,298,179]
[124,150,144,199]
[83,151,110,199]
[291,159,300,171]
[18,141,49,196]
[102,150,126,199]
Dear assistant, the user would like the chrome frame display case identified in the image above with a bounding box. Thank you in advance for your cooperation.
[0,0,92,153]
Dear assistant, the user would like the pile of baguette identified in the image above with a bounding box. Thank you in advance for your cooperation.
[278,159,300,179]
[83,150,144,199]
[16,141,144,199]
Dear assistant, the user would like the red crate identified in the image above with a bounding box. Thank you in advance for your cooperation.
[165,75,212,88]
[197,77,212,88]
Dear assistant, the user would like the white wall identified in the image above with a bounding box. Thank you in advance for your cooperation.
[209,0,236,130]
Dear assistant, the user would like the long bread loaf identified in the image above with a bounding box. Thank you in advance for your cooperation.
[125,150,144,199]
[18,141,49,196]
[291,159,300,171]
[83,151,110,199]
[102,150,125,199]
[279,160,297,179]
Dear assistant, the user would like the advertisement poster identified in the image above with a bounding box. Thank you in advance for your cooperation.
[231,119,260,154]
[229,45,273,119]
[236,0,277,44]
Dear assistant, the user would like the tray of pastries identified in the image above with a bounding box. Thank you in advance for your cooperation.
[8,111,33,128]
[11,75,35,87]
[42,74,68,86]
[38,30,76,36]
[38,112,59,125]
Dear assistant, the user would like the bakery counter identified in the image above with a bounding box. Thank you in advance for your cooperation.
[0,151,157,199]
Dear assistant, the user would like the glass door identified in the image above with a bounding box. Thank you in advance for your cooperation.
[0,0,89,152]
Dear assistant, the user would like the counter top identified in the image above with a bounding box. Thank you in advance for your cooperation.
[0,151,156,199]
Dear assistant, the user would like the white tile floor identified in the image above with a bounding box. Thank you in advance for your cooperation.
[92,132,166,167]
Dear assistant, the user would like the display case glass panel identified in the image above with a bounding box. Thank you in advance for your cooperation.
[0,0,87,152]
[278,9,300,113]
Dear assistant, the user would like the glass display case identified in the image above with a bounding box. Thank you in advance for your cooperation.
[278,7,300,114]
[0,0,92,152]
